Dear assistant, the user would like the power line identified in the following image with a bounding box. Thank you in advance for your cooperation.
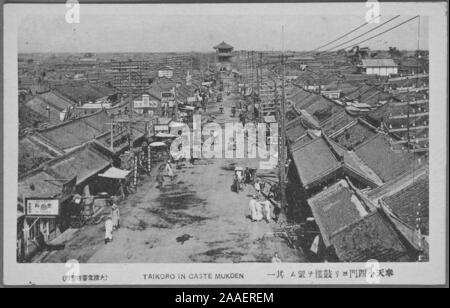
[322,15,401,52]
[312,14,382,51]
[331,15,420,52]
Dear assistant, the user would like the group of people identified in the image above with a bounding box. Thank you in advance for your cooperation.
[104,203,120,244]
[231,167,255,193]
[251,178,282,222]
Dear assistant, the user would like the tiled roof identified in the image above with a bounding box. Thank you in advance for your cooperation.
[19,134,61,175]
[328,139,383,187]
[354,134,420,182]
[332,120,377,150]
[286,118,307,143]
[308,180,370,247]
[47,142,111,184]
[37,111,111,150]
[19,142,112,199]
[290,136,341,187]
[25,96,62,125]
[213,41,234,50]
[39,92,75,110]
[54,83,117,104]
[18,169,65,199]
[382,175,429,235]
[321,109,357,136]
[331,210,412,262]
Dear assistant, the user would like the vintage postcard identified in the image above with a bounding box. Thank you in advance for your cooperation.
[2,1,448,286]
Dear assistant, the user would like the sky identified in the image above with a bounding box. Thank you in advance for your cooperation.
[18,11,429,53]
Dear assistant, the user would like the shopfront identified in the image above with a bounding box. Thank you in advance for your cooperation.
[22,198,61,260]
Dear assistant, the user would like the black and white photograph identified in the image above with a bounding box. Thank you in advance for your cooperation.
[2,1,447,286]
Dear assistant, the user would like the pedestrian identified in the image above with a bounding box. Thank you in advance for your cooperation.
[165,160,175,182]
[244,167,251,185]
[263,181,271,198]
[232,174,240,193]
[254,178,261,194]
[236,169,244,187]
[111,204,120,230]
[104,217,113,244]
[260,196,272,223]
[248,195,259,222]
[156,172,165,189]
[273,202,281,222]
[271,252,282,263]
[254,199,264,221]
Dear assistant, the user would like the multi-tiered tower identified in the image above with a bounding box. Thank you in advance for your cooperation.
[213,41,234,71]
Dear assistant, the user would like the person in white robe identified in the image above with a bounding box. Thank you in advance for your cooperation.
[104,217,113,244]
[111,204,120,230]
[254,198,264,221]
[165,161,175,181]
[260,197,272,222]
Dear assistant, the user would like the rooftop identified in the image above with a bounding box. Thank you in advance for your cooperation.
[308,179,371,247]
[332,120,378,150]
[213,41,234,50]
[361,59,398,67]
[290,136,342,188]
[382,174,429,235]
[354,133,420,182]
[331,210,413,262]
[37,110,112,151]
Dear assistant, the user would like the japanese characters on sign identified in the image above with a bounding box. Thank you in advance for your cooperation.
[25,198,60,216]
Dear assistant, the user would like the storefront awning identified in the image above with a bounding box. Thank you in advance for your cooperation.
[155,133,178,138]
[98,167,131,179]
[149,141,167,147]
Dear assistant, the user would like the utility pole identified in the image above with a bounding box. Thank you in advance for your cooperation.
[110,114,114,150]
[259,52,263,123]
[173,86,179,121]
[256,52,260,124]
[256,53,260,98]
[279,42,287,212]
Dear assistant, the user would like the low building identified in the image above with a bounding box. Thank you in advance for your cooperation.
[158,65,174,79]
[18,142,113,261]
[360,59,398,76]
[307,179,416,262]
[24,91,75,124]
[133,92,161,116]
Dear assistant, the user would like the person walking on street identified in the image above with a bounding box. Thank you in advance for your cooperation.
[248,195,259,222]
[165,160,175,182]
[261,196,272,223]
[156,172,165,189]
[104,217,113,244]
[232,174,241,193]
[111,204,120,230]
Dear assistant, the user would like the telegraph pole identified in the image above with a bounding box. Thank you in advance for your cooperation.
[259,52,263,123]
[280,29,287,211]
[110,114,114,150]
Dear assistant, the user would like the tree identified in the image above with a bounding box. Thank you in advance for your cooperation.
[388,46,402,58]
